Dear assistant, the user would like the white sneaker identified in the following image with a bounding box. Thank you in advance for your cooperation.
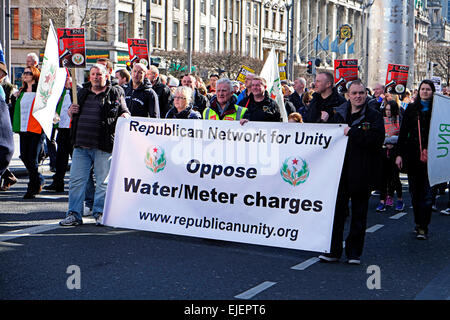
[83,207,93,216]
[347,259,361,265]
[95,214,103,226]
[59,214,82,226]
[441,208,450,215]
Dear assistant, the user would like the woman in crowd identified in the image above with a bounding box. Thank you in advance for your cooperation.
[165,86,201,119]
[288,112,303,123]
[376,100,404,213]
[12,66,44,199]
[396,80,436,240]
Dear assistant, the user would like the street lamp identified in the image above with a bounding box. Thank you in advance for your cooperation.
[285,0,294,80]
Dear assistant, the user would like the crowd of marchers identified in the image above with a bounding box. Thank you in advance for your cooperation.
[0,54,449,266]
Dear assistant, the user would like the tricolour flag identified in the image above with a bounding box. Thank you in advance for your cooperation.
[260,47,287,122]
[427,93,450,186]
[32,20,67,139]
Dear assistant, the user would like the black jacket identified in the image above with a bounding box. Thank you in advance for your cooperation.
[304,87,347,123]
[332,100,385,193]
[165,105,201,119]
[151,77,172,119]
[243,91,281,122]
[288,91,305,112]
[192,88,209,115]
[70,81,130,153]
[125,78,160,118]
[397,100,433,174]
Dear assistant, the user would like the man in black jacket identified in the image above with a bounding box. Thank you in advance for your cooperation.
[60,64,130,227]
[319,79,384,265]
[181,74,209,115]
[304,71,347,123]
[125,63,160,118]
[147,65,171,118]
[240,76,281,123]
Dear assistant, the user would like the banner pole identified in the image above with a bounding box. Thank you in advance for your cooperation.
[70,68,78,105]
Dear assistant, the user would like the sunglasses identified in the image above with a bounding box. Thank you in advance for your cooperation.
[22,71,33,76]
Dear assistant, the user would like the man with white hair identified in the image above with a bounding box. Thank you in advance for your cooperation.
[125,63,160,118]
[146,65,171,118]
[59,64,130,227]
[289,77,307,112]
[26,53,39,68]
[203,78,247,121]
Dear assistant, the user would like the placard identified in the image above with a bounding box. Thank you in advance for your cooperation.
[57,28,86,68]
[334,59,358,94]
[127,38,149,67]
[236,65,255,84]
[385,64,409,95]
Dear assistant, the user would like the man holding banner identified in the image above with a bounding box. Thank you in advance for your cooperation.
[319,80,384,264]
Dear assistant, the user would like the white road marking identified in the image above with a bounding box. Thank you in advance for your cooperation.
[390,212,408,220]
[0,218,96,242]
[234,281,277,299]
[291,257,320,270]
[366,224,384,233]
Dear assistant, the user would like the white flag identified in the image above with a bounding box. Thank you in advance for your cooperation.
[33,21,67,139]
[427,93,450,186]
[260,47,288,122]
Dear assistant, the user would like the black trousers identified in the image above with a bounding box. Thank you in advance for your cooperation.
[408,170,433,233]
[329,183,371,259]
[52,128,73,185]
[19,132,44,193]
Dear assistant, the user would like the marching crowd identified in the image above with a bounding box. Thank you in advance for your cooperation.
[0,54,449,266]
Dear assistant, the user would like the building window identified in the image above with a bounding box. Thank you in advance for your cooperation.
[245,35,250,55]
[152,0,162,5]
[11,8,19,40]
[174,0,180,9]
[184,23,188,50]
[252,37,258,58]
[229,0,233,20]
[118,12,132,43]
[185,0,189,11]
[224,31,227,51]
[253,3,259,26]
[210,0,216,16]
[30,8,65,40]
[246,2,251,24]
[173,22,179,50]
[280,13,284,32]
[200,26,206,52]
[210,28,216,51]
[236,0,240,20]
[272,11,277,30]
[151,21,162,49]
[264,10,269,28]
[87,9,108,41]
[200,0,206,14]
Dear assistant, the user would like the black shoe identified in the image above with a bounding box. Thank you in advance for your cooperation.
[318,254,340,262]
[23,192,36,199]
[43,183,64,192]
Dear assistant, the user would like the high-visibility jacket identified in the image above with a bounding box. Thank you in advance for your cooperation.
[203,104,247,121]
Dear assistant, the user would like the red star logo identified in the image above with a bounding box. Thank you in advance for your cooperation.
[45,73,52,83]
[153,148,158,153]
[292,158,299,165]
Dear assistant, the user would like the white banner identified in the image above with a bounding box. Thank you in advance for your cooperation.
[103,118,348,253]
[428,94,450,186]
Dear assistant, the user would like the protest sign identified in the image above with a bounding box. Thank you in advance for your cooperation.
[385,63,409,95]
[334,59,358,94]
[128,38,149,67]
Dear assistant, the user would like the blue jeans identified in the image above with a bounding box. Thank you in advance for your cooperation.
[67,147,112,221]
